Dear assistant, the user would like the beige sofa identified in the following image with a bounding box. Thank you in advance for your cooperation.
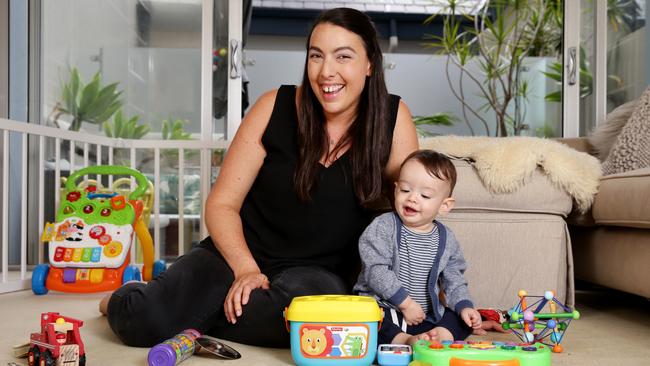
[563,138,650,299]
[418,138,576,310]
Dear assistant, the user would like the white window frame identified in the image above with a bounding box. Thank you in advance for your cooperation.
[562,0,581,137]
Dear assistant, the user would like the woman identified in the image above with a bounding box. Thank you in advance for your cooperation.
[101,7,418,348]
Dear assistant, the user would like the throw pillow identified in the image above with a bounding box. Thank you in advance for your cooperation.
[602,87,650,175]
[588,100,637,161]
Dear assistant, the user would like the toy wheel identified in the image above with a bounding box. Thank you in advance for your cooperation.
[153,260,166,278]
[32,264,50,295]
[28,346,40,366]
[122,265,141,284]
[79,354,86,366]
[39,350,54,366]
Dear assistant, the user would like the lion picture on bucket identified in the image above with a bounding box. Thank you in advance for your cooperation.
[300,325,333,356]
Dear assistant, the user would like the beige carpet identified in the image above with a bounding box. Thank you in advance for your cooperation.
[2,287,649,365]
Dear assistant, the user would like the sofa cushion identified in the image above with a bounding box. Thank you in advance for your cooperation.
[588,100,637,161]
[602,87,650,175]
[452,159,573,216]
[592,167,650,228]
[441,211,573,309]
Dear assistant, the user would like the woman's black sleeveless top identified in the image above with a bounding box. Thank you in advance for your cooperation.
[240,85,400,279]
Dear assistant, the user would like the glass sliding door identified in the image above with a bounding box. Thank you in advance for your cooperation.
[41,0,204,139]
[605,0,646,109]
[36,0,240,261]
[1,1,7,118]
[575,0,646,135]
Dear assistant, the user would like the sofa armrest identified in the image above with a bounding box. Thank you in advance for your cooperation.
[592,167,650,229]
[555,137,594,154]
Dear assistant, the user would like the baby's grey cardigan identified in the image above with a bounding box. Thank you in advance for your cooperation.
[353,212,474,322]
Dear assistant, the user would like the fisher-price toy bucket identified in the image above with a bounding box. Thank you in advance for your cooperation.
[285,295,383,366]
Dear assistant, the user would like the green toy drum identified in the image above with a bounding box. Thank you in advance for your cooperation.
[412,340,551,366]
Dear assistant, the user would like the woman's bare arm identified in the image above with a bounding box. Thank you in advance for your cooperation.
[204,89,278,323]
[384,99,418,182]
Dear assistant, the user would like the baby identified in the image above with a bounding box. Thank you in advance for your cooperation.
[354,150,481,345]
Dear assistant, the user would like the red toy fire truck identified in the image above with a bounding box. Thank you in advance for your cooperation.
[28,312,86,366]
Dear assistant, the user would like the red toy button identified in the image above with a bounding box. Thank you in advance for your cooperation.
[429,343,443,349]
[89,225,106,239]
[85,185,97,193]
[100,208,111,217]
[54,247,64,261]
[98,234,112,245]
[450,344,464,349]
[66,191,81,202]
[83,204,94,214]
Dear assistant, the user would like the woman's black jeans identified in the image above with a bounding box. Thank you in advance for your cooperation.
[107,238,348,348]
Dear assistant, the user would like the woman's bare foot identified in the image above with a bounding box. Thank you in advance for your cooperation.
[99,280,144,316]
[99,293,111,315]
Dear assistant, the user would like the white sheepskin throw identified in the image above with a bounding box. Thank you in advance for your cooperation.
[420,136,602,213]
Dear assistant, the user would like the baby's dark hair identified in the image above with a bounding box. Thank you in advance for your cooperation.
[401,150,457,196]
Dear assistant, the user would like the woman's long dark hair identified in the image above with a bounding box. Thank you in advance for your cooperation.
[295,7,391,205]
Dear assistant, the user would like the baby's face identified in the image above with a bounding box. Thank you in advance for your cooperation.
[394,160,454,233]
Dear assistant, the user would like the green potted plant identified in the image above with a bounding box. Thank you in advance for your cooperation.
[103,111,150,139]
[51,67,123,131]
[425,0,552,136]
[413,113,458,137]
[103,111,151,166]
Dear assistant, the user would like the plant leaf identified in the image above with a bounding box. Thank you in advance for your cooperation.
[76,73,102,121]
[103,121,113,137]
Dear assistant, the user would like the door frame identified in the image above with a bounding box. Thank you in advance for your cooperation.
[562,0,581,137]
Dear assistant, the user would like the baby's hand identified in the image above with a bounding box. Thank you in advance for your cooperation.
[398,297,426,326]
[461,307,482,330]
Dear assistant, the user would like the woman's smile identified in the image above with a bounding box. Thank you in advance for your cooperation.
[321,83,345,101]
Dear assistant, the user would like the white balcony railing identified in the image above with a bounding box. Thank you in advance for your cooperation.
[0,118,228,293]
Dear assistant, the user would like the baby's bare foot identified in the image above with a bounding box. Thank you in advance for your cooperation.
[406,333,433,346]
[472,328,488,336]
[425,329,440,343]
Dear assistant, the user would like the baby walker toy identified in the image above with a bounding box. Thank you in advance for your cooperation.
[502,290,580,353]
[27,312,86,366]
[32,165,165,294]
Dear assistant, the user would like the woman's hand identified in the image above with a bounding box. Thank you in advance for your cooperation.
[224,271,270,324]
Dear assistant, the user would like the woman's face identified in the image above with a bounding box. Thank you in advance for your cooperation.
[307,22,372,121]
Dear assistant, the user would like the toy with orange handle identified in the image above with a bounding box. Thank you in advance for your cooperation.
[33,165,165,294]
